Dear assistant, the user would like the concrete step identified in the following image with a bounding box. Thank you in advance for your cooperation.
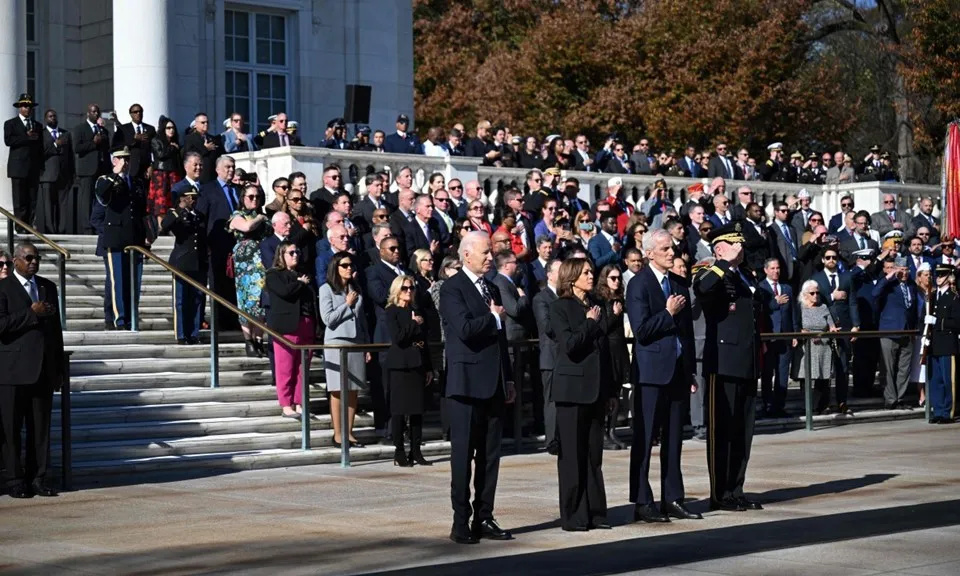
[68,369,323,391]
[65,343,246,361]
[71,356,278,376]
[61,284,173,296]
[66,317,177,331]
[55,384,288,408]
[65,306,212,320]
[63,330,243,346]
[54,399,290,425]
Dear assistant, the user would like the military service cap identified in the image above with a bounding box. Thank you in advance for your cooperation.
[708,221,745,245]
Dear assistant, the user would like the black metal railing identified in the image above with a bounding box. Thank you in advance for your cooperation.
[1,207,70,330]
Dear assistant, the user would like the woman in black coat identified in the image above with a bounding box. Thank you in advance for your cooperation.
[549,257,616,532]
[594,264,628,450]
[384,275,433,467]
[264,240,317,419]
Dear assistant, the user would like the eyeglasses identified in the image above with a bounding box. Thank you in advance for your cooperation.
[400,286,413,292]
[21,254,40,263]
[130,109,143,114]
[0,261,10,268]
[277,185,289,191]
[231,118,242,123]
[806,291,818,295]
[339,262,354,269]
[449,185,462,190]
[435,197,449,203]
[823,255,837,261]
[288,197,303,203]
[608,276,621,282]
[544,207,555,212]
[470,206,483,211]
[385,246,399,252]
[918,232,930,236]
[883,200,895,204]
[810,218,823,223]
[776,208,788,213]
[165,126,176,131]
[330,174,341,180]
[531,178,542,183]
[614,148,624,152]
[285,250,300,257]
[244,195,258,200]
[841,202,853,208]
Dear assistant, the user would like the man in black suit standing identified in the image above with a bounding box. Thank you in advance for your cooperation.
[309,165,342,223]
[110,103,156,180]
[404,195,442,269]
[439,231,516,544]
[259,113,297,149]
[707,143,738,180]
[196,155,241,331]
[37,109,74,235]
[0,242,67,498]
[73,103,111,234]
[626,229,701,523]
[4,94,43,230]
[183,113,223,184]
[532,259,560,454]
[353,174,393,232]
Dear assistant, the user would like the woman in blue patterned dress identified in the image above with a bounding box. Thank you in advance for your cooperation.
[228,183,272,357]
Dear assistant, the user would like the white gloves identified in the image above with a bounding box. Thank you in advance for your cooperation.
[924,315,937,326]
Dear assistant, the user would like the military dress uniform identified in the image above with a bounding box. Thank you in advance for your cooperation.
[95,148,147,330]
[926,265,960,423]
[160,191,207,344]
[693,222,765,511]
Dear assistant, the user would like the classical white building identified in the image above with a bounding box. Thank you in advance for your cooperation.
[0,0,414,210]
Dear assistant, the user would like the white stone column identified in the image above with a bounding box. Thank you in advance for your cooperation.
[0,0,26,211]
[112,0,169,124]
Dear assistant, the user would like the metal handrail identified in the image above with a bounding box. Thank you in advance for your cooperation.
[2,206,70,330]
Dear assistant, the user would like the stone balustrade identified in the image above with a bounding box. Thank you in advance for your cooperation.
[230,148,941,222]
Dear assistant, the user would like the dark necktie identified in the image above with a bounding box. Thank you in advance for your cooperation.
[478,278,492,305]
[859,236,866,250]
[901,284,911,308]
[830,274,837,291]
[661,275,681,354]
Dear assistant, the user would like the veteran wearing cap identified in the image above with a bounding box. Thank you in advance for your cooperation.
[160,185,208,345]
[322,118,347,149]
[801,152,826,185]
[693,221,766,512]
[95,146,148,330]
[758,142,782,182]
[348,125,374,151]
[259,113,296,149]
[860,144,883,180]
[384,113,422,154]
[873,253,918,409]
[4,93,44,231]
[925,263,960,424]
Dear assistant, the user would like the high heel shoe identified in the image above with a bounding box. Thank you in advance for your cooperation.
[253,338,265,358]
[409,449,432,466]
[244,339,258,358]
[394,448,413,467]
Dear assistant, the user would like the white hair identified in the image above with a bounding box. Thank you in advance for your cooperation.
[642,228,672,253]
[215,155,235,168]
[326,224,346,242]
[458,230,489,262]
[800,280,820,308]
[271,211,290,225]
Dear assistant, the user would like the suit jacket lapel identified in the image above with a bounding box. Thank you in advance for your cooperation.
[458,270,488,310]
[644,267,668,307]
[6,276,33,309]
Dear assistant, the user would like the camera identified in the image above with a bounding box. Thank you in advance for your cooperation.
[238,172,259,184]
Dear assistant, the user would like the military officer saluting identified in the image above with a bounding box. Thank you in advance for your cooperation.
[693,221,766,512]
[95,146,147,330]
[160,185,207,345]
[925,264,960,424]
[758,143,782,182]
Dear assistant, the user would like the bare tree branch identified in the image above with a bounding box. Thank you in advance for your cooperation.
[875,0,901,44]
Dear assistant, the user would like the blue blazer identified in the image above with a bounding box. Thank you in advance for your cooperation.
[531,260,546,287]
[383,132,422,154]
[626,266,695,386]
[222,130,257,153]
[756,279,799,333]
[196,180,236,251]
[872,276,918,331]
[587,233,619,269]
[812,270,861,329]
[438,270,514,399]
[907,254,934,281]
[314,243,335,287]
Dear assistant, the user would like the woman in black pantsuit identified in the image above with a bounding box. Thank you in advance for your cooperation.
[384,275,433,467]
[550,257,616,531]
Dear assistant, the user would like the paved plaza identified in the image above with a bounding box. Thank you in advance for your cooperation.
[1,419,959,575]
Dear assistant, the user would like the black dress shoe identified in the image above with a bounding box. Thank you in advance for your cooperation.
[931,416,943,424]
[709,498,746,512]
[186,337,201,345]
[590,521,612,530]
[244,340,258,358]
[737,497,763,510]
[546,441,559,456]
[7,483,32,498]
[938,417,956,425]
[561,525,589,532]
[472,518,513,540]
[450,526,479,544]
[31,481,58,497]
[661,500,703,520]
[633,504,670,523]
[177,339,187,345]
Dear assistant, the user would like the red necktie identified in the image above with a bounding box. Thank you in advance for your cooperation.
[773,282,779,297]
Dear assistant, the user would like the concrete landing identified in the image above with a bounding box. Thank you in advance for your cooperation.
[1,419,958,575]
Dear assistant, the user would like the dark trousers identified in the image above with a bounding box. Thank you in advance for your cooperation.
[103,248,143,329]
[10,177,38,230]
[174,275,206,341]
[761,340,791,412]
[370,352,390,432]
[448,386,505,529]
[75,176,96,234]
[541,369,557,446]
[852,338,880,395]
[392,414,424,453]
[706,375,756,503]
[57,182,75,234]
[36,181,63,234]
[630,374,685,505]
[208,249,239,331]
[0,382,54,488]
[834,340,850,405]
[928,355,955,420]
[556,398,606,529]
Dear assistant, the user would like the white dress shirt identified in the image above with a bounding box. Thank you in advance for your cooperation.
[13,269,37,302]
[463,267,501,330]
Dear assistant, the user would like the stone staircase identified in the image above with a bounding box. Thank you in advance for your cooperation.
[0,222,927,486]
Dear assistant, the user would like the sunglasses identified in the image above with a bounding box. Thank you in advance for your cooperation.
[330,174,341,180]
[806,291,818,295]
[288,197,303,203]
[470,206,483,211]
[608,276,621,282]
[385,246,399,252]
[531,178,542,183]
[400,286,413,292]
[130,109,143,114]
[21,254,41,263]
[285,250,300,256]
[0,261,10,268]
[449,185,462,190]
[841,202,853,208]
[339,262,354,269]
[884,200,895,204]
[244,195,258,200]
[435,197,449,203]
[277,185,289,190]
[823,255,837,261]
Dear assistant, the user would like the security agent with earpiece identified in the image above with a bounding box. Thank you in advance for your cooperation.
[693,221,767,513]
[95,146,147,330]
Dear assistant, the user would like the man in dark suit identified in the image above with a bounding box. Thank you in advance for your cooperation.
[839,211,880,266]
[95,147,148,330]
[873,256,918,409]
[906,235,934,281]
[183,113,223,183]
[196,155,242,330]
[403,195,443,272]
[110,103,155,179]
[768,201,799,283]
[160,187,207,345]
[365,236,406,440]
[707,145,738,180]
[389,188,417,261]
[37,109,74,235]
[757,259,797,418]
[850,249,883,397]
[693,222,765,512]
[912,197,940,239]
[588,214,621,269]
[728,186,754,222]
[259,113,299,149]
[353,174,393,232]
[812,246,861,414]
[383,114,422,154]
[438,232,516,544]
[532,259,560,454]
[309,166,342,223]
[0,242,66,498]
[73,103,111,234]
[490,251,531,343]
[741,202,771,279]
[828,195,855,233]
[626,229,701,523]
[4,94,43,231]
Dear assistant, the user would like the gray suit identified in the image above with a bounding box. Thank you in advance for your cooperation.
[871,208,915,237]
[491,272,531,342]
[38,127,75,234]
[318,283,370,392]
[689,284,706,432]
[532,286,558,446]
